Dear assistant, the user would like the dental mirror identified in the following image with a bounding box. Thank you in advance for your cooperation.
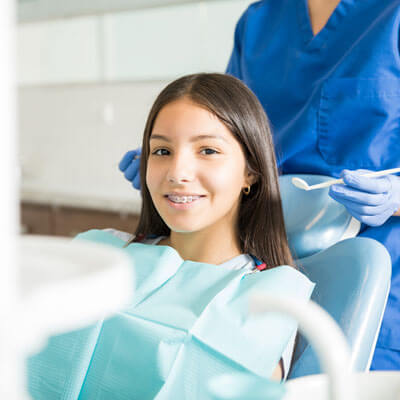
[291,177,313,191]
[292,167,400,191]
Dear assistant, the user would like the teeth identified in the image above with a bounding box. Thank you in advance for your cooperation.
[168,195,201,203]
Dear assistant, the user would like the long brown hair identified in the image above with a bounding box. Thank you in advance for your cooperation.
[128,73,294,269]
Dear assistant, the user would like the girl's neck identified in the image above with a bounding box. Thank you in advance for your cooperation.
[159,225,242,265]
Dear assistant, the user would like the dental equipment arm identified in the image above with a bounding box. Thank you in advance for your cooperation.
[118,148,142,190]
[329,169,400,226]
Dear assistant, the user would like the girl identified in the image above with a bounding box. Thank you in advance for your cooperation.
[113,72,303,380]
[29,73,313,399]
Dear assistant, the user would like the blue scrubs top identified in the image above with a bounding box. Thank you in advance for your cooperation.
[227,0,400,369]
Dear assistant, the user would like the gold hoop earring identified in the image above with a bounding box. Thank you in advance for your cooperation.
[243,185,251,195]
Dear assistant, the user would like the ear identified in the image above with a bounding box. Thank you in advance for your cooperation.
[245,171,258,186]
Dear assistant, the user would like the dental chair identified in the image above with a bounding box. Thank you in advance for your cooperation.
[279,174,361,259]
[279,175,392,378]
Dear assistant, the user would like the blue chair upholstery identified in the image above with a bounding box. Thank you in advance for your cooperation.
[287,237,391,378]
[279,174,391,378]
[279,174,360,259]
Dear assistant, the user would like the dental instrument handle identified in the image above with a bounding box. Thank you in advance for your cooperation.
[308,167,400,191]
[308,178,344,190]
[361,167,400,178]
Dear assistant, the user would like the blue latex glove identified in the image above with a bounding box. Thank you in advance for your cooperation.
[118,148,142,190]
[329,169,400,227]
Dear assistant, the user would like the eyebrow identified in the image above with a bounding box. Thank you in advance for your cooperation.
[150,134,228,143]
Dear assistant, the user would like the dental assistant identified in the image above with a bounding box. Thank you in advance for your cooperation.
[119,0,400,370]
[227,0,400,370]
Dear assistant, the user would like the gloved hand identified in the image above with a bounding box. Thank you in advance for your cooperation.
[118,148,142,190]
[329,169,400,227]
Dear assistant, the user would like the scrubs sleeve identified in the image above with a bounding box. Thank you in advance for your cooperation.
[225,6,249,78]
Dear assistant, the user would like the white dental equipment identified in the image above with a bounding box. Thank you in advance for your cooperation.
[250,294,400,400]
[291,167,400,191]
[11,236,134,400]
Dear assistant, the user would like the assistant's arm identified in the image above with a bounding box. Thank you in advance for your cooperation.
[225,6,249,79]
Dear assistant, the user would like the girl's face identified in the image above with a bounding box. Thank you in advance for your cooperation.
[146,97,252,235]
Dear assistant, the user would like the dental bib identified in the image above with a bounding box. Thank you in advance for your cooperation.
[27,230,314,400]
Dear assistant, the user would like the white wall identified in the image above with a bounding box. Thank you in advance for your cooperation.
[18,0,254,211]
[18,0,253,85]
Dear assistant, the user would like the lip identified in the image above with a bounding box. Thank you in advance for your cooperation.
[164,192,206,197]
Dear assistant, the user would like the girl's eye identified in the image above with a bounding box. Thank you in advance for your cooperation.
[152,148,170,156]
[200,148,219,155]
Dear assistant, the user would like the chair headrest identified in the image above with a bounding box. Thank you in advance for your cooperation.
[279,174,360,258]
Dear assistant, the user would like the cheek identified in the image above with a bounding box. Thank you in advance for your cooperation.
[204,160,245,197]
[146,161,162,193]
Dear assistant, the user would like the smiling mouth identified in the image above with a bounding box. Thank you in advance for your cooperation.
[165,194,205,204]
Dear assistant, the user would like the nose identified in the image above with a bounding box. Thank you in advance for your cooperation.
[166,151,195,184]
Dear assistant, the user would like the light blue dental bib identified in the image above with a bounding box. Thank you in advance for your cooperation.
[27,230,314,399]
